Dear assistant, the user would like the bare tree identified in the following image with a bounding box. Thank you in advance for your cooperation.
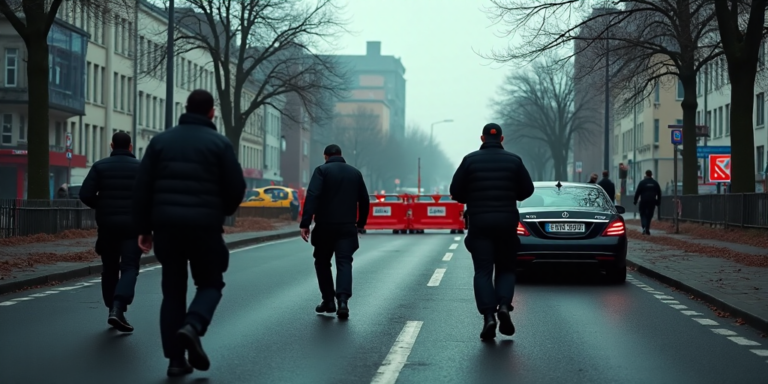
[485,0,723,195]
[493,58,594,180]
[0,0,133,199]
[712,0,767,193]
[328,106,384,170]
[504,136,552,181]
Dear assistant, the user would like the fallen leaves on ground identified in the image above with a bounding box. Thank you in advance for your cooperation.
[627,229,768,268]
[735,318,747,326]
[224,217,294,233]
[10,280,63,293]
[0,229,98,247]
[625,219,768,249]
[0,250,98,277]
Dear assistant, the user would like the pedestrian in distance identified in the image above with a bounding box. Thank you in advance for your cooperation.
[597,170,617,204]
[449,123,535,341]
[133,89,246,377]
[633,170,662,235]
[588,173,598,183]
[78,131,142,333]
[300,144,370,320]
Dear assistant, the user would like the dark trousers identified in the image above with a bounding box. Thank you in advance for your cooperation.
[154,231,229,359]
[95,235,142,310]
[311,224,359,301]
[464,231,519,315]
[639,202,656,231]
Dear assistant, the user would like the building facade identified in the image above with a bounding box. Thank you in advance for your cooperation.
[280,92,311,190]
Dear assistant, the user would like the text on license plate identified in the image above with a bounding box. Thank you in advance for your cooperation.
[546,223,585,232]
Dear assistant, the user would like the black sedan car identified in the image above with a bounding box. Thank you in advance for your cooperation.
[516,181,628,283]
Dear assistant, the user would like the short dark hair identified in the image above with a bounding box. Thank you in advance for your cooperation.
[185,89,215,116]
[112,131,131,150]
[324,144,342,157]
[646,170,653,177]
[602,170,609,177]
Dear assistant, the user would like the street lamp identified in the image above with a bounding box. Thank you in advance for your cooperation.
[429,119,454,144]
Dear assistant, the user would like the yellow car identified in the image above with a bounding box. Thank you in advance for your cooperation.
[241,186,299,208]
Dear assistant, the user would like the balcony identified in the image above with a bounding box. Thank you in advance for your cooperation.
[0,86,85,116]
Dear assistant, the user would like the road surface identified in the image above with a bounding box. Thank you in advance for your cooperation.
[1,232,767,384]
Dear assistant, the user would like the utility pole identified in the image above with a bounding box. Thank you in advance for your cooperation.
[603,25,610,171]
[417,157,421,195]
[165,0,175,130]
[632,80,638,218]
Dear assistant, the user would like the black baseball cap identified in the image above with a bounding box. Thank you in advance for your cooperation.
[482,123,502,140]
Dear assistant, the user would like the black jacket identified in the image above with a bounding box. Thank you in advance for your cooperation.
[634,177,662,206]
[449,141,534,228]
[597,177,616,201]
[132,113,246,235]
[79,149,141,236]
[300,156,370,229]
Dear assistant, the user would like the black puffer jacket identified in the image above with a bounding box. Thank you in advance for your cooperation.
[132,113,246,234]
[449,141,535,228]
[79,149,140,236]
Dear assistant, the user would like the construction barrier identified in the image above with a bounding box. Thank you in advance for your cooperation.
[362,194,411,233]
[408,194,466,234]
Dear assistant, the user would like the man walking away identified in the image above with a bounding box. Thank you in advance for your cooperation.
[300,144,370,320]
[133,89,246,377]
[633,170,662,235]
[588,173,598,183]
[449,123,534,341]
[597,170,616,204]
[79,132,142,333]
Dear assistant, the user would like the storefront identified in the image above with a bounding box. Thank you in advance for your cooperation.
[0,149,87,199]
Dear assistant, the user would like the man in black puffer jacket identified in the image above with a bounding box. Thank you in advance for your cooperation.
[79,131,141,333]
[449,123,534,341]
[133,89,246,377]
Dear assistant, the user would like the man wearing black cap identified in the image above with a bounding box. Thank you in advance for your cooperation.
[133,89,246,377]
[449,123,534,341]
[300,144,370,320]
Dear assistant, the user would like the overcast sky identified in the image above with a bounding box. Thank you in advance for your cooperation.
[333,0,517,169]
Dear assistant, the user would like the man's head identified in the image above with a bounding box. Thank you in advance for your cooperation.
[185,89,216,120]
[110,131,132,152]
[589,173,598,182]
[481,123,504,143]
[645,170,653,178]
[323,144,342,162]
[602,170,609,178]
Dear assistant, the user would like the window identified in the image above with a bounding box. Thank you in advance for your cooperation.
[654,83,660,103]
[5,48,18,87]
[653,119,659,143]
[757,93,765,126]
[518,186,613,211]
[55,121,63,146]
[676,119,683,125]
[113,72,119,110]
[18,115,25,141]
[120,75,126,111]
[303,140,308,156]
[676,78,684,100]
[757,146,765,174]
[302,169,308,183]
[713,108,718,137]
[138,91,143,125]
[2,114,12,144]
[718,107,723,137]
[725,104,731,135]
[127,78,133,113]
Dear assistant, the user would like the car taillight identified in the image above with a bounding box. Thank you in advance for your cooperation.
[517,222,530,236]
[602,218,625,236]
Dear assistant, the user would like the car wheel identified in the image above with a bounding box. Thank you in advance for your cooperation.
[605,262,627,284]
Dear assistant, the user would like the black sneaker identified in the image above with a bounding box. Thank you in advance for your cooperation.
[177,324,210,371]
[497,305,516,336]
[107,308,134,333]
[315,300,337,313]
[167,357,193,377]
[336,300,350,319]
[480,313,497,340]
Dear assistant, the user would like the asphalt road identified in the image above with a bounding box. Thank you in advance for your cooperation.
[1,231,767,384]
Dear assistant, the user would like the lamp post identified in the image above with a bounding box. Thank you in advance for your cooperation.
[427,119,453,193]
[165,0,175,130]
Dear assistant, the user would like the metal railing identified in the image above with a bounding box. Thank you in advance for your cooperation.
[658,193,768,229]
[0,199,293,239]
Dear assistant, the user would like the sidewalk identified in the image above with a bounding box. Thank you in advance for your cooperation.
[0,224,299,295]
[625,223,768,334]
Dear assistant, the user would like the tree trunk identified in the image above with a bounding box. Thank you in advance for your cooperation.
[224,122,242,159]
[728,63,757,193]
[680,75,699,195]
[26,32,51,200]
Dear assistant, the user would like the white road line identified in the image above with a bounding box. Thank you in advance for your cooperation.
[692,318,719,326]
[29,293,49,297]
[680,310,703,316]
[442,253,453,261]
[230,237,299,253]
[661,300,680,304]
[654,295,674,300]
[750,349,768,357]
[448,243,458,250]
[669,304,688,309]
[53,286,81,291]
[427,269,446,287]
[12,297,33,301]
[43,291,60,294]
[370,321,424,384]
[648,291,665,295]
[728,337,761,346]
[0,301,18,306]
[88,279,101,283]
[712,329,738,336]
[453,236,461,241]
[641,287,655,291]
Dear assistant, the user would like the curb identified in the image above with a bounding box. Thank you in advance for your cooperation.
[626,257,768,334]
[0,230,300,295]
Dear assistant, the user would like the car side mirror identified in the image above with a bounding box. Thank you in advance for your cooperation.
[615,205,626,214]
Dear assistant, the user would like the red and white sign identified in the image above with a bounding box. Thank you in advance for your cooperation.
[708,154,731,182]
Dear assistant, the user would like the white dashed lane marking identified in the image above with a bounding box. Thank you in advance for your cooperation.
[0,301,18,306]
[453,237,461,241]
[442,253,453,261]
[448,243,458,250]
[427,269,446,287]
[629,274,767,363]
[370,321,424,384]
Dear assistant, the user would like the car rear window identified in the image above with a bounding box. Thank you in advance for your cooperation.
[519,187,612,210]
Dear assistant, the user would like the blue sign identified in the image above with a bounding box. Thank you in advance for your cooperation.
[696,146,730,159]
[671,129,683,145]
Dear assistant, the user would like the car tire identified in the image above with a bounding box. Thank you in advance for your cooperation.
[605,262,627,284]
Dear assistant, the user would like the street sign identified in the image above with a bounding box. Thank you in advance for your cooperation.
[66,151,72,160]
[575,161,583,173]
[65,132,72,149]
[394,179,400,185]
[671,129,682,145]
[708,154,731,182]
[697,146,730,159]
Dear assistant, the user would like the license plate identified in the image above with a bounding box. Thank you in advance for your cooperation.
[546,223,585,232]
[373,207,391,216]
[427,207,446,216]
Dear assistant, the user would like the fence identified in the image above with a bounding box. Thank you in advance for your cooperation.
[657,193,768,229]
[0,199,292,239]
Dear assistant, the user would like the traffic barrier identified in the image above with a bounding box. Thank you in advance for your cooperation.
[408,194,466,234]
[363,194,411,233]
